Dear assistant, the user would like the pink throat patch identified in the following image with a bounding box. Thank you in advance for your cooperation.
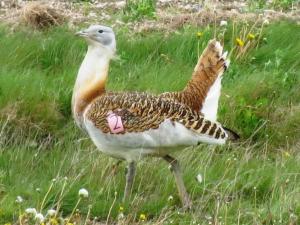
[107,111,124,134]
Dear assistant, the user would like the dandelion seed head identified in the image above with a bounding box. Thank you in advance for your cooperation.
[168,195,174,201]
[16,196,23,204]
[25,208,37,216]
[196,174,203,183]
[118,212,125,220]
[47,209,56,217]
[35,213,45,222]
[78,188,89,198]
[220,20,228,27]
[263,19,269,25]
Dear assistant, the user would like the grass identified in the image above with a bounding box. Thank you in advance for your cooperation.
[0,21,299,224]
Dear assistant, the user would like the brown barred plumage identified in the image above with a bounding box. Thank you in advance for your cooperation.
[160,39,227,111]
[85,92,228,140]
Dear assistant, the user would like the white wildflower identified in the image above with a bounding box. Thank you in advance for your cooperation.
[25,208,37,216]
[16,196,23,204]
[263,19,270,25]
[168,195,174,201]
[196,173,203,183]
[118,212,125,220]
[35,213,45,222]
[220,20,228,27]
[47,209,56,217]
[78,188,89,198]
[36,188,41,192]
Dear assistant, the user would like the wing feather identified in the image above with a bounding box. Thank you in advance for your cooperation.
[84,92,228,141]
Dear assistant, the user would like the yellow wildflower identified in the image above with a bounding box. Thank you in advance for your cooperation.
[247,33,255,40]
[50,218,59,225]
[119,206,124,212]
[196,32,203,38]
[66,223,74,225]
[283,151,291,158]
[139,213,146,221]
[4,223,12,225]
[236,38,244,47]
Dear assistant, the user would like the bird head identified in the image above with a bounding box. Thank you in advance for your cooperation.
[76,25,116,57]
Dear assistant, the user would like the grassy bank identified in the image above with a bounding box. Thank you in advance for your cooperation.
[0,21,299,224]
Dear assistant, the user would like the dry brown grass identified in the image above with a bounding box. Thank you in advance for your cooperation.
[20,2,65,29]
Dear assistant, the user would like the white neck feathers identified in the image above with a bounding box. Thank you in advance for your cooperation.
[72,45,112,121]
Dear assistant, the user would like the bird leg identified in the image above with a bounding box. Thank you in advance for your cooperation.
[163,155,192,209]
[123,161,136,202]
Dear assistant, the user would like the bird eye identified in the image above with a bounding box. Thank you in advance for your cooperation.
[98,30,104,33]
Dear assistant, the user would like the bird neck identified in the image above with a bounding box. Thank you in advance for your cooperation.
[72,46,111,121]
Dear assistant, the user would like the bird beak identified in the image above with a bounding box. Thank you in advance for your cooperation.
[75,30,88,37]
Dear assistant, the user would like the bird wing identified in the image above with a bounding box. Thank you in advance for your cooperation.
[160,39,229,121]
[84,92,227,140]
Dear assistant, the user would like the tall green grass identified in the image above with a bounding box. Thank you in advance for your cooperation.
[0,21,299,224]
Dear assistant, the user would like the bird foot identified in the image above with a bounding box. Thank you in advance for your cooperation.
[182,197,193,211]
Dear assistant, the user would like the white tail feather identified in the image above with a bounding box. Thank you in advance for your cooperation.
[200,41,229,121]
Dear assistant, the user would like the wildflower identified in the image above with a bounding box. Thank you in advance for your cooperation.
[263,19,269,25]
[119,206,124,212]
[168,195,174,201]
[4,223,12,225]
[78,188,89,198]
[247,33,255,40]
[16,196,23,204]
[35,213,45,223]
[47,209,56,217]
[283,151,291,158]
[196,32,203,38]
[25,208,37,216]
[36,188,41,192]
[236,38,244,47]
[220,20,228,27]
[285,178,290,184]
[118,212,125,220]
[196,174,203,183]
[49,218,59,225]
[139,213,146,221]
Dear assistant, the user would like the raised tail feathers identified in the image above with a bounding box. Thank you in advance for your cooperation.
[190,39,230,121]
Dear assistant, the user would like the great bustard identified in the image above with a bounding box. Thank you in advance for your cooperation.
[72,25,239,209]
